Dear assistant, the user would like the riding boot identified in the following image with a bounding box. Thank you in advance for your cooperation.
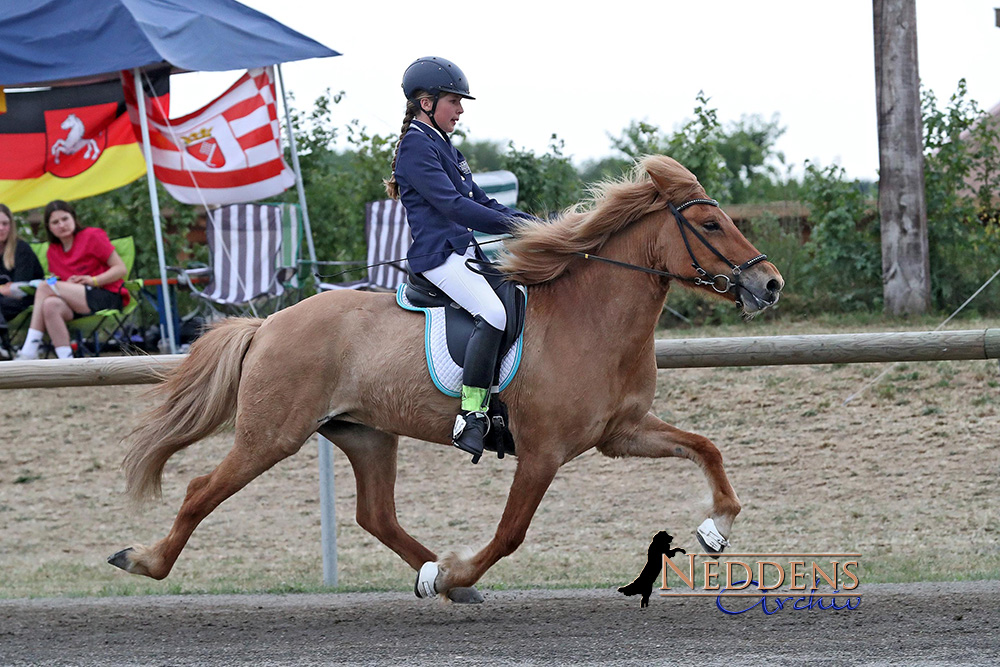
[453,316,504,463]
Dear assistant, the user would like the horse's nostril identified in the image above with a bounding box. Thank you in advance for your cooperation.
[766,278,782,294]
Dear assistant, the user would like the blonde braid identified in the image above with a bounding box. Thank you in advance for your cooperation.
[384,96,428,199]
[384,100,419,199]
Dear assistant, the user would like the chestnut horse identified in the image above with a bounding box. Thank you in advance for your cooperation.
[109,155,783,600]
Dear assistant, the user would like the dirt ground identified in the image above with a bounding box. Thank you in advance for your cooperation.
[1,321,999,662]
[2,582,999,666]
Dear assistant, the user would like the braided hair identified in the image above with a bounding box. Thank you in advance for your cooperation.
[385,93,430,200]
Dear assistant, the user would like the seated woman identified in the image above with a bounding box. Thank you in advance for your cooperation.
[16,200,129,360]
[0,203,45,326]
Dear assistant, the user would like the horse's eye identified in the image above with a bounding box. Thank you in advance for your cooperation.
[702,221,721,232]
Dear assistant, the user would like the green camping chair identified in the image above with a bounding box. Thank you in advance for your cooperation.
[9,237,142,356]
[67,237,143,355]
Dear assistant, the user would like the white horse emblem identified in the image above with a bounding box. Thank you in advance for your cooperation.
[51,114,101,164]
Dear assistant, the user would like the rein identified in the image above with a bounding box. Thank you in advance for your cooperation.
[573,198,768,309]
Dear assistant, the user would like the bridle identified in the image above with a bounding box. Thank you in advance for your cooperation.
[574,197,770,309]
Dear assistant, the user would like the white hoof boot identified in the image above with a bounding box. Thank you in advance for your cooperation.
[696,518,731,554]
[414,561,440,599]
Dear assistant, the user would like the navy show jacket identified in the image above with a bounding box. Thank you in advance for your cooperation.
[394,120,534,274]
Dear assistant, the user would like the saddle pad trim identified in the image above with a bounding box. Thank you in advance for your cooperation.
[396,284,524,398]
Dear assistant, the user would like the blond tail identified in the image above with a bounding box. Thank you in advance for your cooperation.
[122,317,263,503]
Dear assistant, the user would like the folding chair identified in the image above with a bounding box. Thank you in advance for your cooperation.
[316,199,411,292]
[177,203,290,318]
[67,237,144,356]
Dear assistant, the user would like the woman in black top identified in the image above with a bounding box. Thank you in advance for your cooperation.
[0,203,45,325]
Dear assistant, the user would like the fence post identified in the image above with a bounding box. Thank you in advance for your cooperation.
[317,434,338,587]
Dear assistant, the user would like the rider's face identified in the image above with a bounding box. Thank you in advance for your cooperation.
[422,93,464,133]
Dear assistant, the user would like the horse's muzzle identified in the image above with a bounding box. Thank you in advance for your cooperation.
[737,267,784,313]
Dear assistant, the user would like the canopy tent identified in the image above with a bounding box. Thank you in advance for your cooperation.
[0,0,338,86]
[0,0,339,353]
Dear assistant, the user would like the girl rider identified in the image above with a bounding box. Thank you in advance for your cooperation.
[385,56,536,463]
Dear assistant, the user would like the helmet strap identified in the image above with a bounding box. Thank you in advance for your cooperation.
[426,94,451,144]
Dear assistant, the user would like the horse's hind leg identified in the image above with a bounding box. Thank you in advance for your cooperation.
[598,412,741,551]
[320,422,436,568]
[110,413,316,580]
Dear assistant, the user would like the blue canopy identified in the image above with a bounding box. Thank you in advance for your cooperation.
[0,0,339,86]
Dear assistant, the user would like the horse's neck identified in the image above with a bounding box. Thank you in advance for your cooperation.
[531,221,668,354]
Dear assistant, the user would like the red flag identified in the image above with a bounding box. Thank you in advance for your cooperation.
[0,74,168,212]
[122,67,294,205]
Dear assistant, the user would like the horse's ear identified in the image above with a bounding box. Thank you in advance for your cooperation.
[642,155,698,198]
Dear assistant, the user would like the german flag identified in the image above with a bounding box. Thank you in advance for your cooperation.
[0,73,169,212]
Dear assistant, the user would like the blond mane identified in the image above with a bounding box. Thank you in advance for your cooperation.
[497,155,707,285]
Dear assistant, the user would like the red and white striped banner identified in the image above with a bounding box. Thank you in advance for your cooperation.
[122,67,294,205]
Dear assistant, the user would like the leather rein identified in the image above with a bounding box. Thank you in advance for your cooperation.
[573,197,769,309]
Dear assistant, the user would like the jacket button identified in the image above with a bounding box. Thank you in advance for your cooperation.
[468,191,473,197]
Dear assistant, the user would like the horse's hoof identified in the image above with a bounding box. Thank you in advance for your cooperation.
[107,547,135,572]
[447,587,485,604]
[696,518,731,554]
[414,561,440,599]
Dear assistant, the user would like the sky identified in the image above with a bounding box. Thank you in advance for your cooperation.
[170,0,1000,182]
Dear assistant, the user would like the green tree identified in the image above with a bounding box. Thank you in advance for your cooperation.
[716,113,788,204]
[499,135,582,216]
[609,92,729,199]
[800,162,882,312]
[922,80,1000,312]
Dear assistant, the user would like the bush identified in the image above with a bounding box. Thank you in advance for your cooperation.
[799,162,882,313]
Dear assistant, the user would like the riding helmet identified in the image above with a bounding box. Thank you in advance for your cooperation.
[401,57,475,101]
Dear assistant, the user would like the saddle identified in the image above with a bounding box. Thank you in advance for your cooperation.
[402,269,526,368]
[400,266,527,459]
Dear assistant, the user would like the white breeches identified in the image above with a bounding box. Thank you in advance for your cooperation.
[422,247,507,331]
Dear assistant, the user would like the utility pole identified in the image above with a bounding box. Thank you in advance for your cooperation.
[873,0,931,315]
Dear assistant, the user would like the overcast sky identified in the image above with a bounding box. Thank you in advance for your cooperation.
[171,0,1000,182]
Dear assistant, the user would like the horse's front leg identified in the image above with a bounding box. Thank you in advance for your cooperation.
[420,452,561,598]
[598,412,741,551]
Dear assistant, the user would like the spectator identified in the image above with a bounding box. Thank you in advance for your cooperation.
[16,200,128,360]
[0,203,45,354]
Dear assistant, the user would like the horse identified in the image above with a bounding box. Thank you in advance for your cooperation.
[51,114,101,164]
[108,155,783,601]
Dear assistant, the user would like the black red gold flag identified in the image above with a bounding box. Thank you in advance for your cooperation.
[0,73,169,212]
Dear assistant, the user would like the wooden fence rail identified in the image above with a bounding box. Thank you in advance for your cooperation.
[2,329,999,390]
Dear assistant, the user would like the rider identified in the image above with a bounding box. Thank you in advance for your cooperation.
[385,56,536,462]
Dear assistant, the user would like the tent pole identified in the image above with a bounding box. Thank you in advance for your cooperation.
[133,67,178,355]
[276,64,318,276]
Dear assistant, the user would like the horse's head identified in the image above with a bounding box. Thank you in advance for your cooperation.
[644,156,784,316]
[60,114,79,131]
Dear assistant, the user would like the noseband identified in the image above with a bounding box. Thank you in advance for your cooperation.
[574,197,769,309]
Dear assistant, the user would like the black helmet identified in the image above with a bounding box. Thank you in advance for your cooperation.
[402,57,475,101]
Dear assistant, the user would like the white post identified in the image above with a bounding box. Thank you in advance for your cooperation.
[275,64,318,271]
[133,67,179,354]
[317,434,338,586]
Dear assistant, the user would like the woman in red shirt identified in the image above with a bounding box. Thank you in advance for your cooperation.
[16,200,128,360]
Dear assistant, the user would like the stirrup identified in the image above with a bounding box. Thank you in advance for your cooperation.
[414,561,440,599]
